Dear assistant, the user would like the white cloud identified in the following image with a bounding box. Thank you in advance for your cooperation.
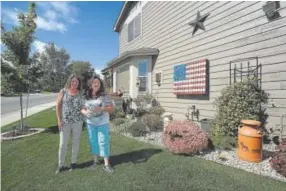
[36,16,67,33]
[48,2,78,24]
[94,69,104,80]
[32,40,47,54]
[1,8,19,25]
[2,2,78,33]
[32,40,60,54]
[44,10,57,21]
[37,2,78,28]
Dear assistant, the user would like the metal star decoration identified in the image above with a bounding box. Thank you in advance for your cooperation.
[189,11,210,36]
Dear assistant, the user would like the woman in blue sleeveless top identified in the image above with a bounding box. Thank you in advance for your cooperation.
[81,76,114,173]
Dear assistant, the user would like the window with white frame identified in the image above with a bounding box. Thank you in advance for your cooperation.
[128,13,141,42]
[138,60,148,92]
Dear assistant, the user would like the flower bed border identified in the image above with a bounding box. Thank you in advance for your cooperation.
[1,128,46,141]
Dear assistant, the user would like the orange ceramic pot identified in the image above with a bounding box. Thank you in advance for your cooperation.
[237,120,263,163]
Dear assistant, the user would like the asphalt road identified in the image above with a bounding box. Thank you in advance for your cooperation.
[1,93,58,116]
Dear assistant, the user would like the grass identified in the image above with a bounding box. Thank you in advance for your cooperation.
[1,109,286,191]
[1,107,57,133]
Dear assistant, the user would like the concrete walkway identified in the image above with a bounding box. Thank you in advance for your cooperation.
[1,101,56,127]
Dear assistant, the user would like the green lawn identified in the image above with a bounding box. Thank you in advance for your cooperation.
[1,109,286,191]
[1,107,57,132]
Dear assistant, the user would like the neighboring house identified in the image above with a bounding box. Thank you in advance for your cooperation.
[102,1,286,131]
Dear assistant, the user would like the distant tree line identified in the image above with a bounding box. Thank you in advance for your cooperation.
[1,33,96,95]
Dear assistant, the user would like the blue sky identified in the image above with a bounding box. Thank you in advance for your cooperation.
[1,1,124,71]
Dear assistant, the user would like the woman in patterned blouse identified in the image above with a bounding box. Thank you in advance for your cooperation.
[81,75,114,173]
[55,74,84,174]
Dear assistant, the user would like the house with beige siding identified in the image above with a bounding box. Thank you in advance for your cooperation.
[102,1,286,133]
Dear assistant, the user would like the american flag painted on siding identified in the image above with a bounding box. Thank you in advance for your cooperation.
[173,59,208,95]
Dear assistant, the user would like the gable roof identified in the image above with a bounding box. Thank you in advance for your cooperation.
[113,1,134,32]
[101,48,159,73]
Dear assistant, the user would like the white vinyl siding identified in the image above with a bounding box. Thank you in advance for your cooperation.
[118,1,286,132]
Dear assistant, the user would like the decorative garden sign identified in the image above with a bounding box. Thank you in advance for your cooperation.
[173,59,208,95]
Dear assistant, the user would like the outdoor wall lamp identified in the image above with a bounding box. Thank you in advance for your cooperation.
[136,77,140,87]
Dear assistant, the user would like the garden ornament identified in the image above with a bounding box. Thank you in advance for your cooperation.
[162,112,173,133]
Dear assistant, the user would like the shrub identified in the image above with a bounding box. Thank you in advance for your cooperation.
[141,114,163,132]
[148,106,165,116]
[128,121,147,137]
[269,143,286,177]
[113,118,127,126]
[163,120,209,155]
[212,77,269,140]
[115,111,126,118]
[112,119,133,134]
[134,108,147,117]
[110,108,125,120]
[211,134,237,150]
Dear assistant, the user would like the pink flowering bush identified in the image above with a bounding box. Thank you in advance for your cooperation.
[269,141,286,177]
[163,120,209,155]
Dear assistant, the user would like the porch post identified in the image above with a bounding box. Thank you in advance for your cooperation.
[113,71,117,93]
[129,64,134,98]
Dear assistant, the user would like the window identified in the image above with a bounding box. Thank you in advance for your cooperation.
[128,13,141,42]
[138,60,148,92]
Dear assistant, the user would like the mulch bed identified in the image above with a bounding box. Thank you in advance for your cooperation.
[2,129,38,138]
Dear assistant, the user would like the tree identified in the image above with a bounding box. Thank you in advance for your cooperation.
[1,50,20,95]
[67,61,95,91]
[1,2,37,131]
[39,43,70,92]
[40,43,58,91]
[22,51,44,91]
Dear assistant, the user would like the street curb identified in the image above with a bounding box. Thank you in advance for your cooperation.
[1,101,56,127]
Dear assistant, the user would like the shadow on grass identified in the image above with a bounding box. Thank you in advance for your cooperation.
[110,148,163,166]
[44,125,59,134]
[77,148,163,169]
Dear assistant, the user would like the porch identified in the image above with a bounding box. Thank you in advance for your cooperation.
[102,48,159,99]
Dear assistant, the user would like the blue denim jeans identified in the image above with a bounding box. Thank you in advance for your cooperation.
[86,123,110,157]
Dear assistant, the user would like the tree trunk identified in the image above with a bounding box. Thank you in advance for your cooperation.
[19,66,25,131]
[20,92,25,131]
[25,88,30,118]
